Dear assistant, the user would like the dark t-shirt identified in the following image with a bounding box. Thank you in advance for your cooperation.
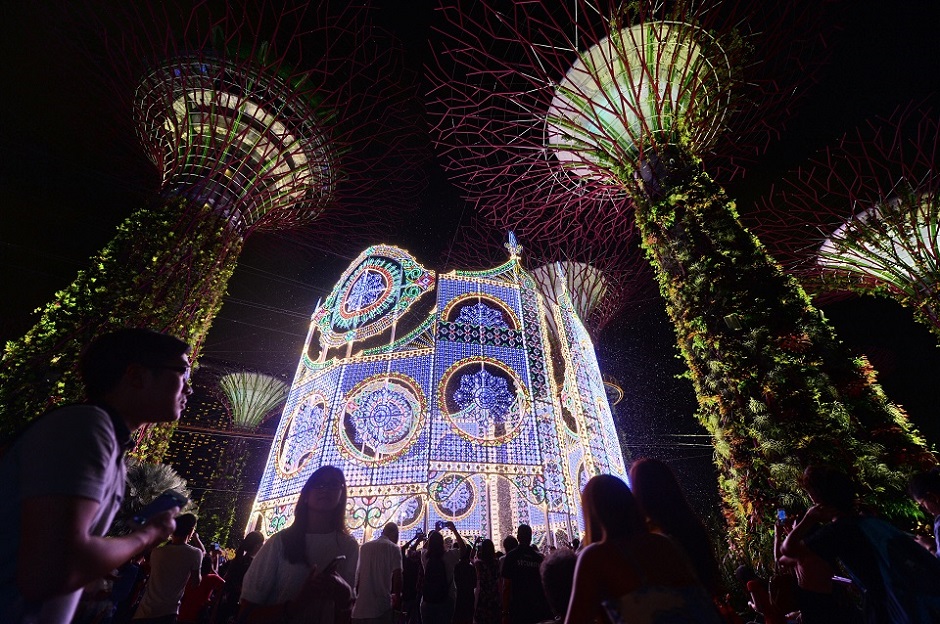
[500,545,550,624]
[807,517,886,623]
[0,404,129,623]
[807,515,940,623]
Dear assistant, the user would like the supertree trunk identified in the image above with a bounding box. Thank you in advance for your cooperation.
[634,147,935,560]
[0,196,242,460]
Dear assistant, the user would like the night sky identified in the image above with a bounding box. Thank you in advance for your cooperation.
[1,0,938,512]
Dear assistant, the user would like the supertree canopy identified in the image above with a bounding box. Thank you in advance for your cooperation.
[430,0,935,565]
[0,0,417,460]
[248,242,626,543]
[219,372,289,431]
[753,108,940,341]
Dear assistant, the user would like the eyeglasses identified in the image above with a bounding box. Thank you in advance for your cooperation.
[308,481,346,490]
[151,365,191,383]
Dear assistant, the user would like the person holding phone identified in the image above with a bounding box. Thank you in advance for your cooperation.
[421,521,467,624]
[132,513,204,624]
[0,329,191,624]
[237,466,359,624]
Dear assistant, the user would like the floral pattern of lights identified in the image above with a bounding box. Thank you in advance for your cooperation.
[455,302,508,328]
[342,269,391,318]
[432,474,476,519]
[453,368,514,427]
[441,358,529,446]
[339,375,425,464]
[277,398,325,477]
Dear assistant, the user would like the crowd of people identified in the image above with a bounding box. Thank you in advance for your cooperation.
[2,329,940,624]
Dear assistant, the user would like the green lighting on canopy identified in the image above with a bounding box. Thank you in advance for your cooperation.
[546,20,729,182]
[219,371,289,431]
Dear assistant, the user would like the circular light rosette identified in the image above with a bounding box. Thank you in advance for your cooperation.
[338,373,426,465]
[315,246,435,349]
[439,357,530,445]
[339,264,397,323]
[430,474,477,521]
[394,496,425,530]
[545,21,729,183]
[276,393,328,477]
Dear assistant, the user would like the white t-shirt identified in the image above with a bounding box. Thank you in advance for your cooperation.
[134,542,203,618]
[352,536,402,618]
[241,530,359,624]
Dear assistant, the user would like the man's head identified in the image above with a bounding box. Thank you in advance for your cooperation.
[502,535,518,552]
[800,466,856,513]
[382,522,400,544]
[540,548,577,617]
[80,329,192,426]
[516,524,533,547]
[909,469,940,516]
[172,513,198,541]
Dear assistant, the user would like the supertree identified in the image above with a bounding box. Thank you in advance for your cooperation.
[429,0,935,564]
[0,0,418,460]
[198,371,288,544]
[753,107,940,342]
[219,372,290,432]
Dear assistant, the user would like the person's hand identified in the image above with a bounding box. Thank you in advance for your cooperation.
[297,565,354,606]
[445,521,457,531]
[139,508,177,547]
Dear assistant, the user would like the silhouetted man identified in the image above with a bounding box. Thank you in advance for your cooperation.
[353,523,403,624]
[0,329,192,623]
[500,525,551,624]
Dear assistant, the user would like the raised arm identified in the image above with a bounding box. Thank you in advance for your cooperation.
[18,496,175,602]
[444,521,467,550]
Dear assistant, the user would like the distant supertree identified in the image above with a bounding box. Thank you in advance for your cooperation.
[219,372,290,431]
[754,108,940,341]
[431,0,934,564]
[0,0,417,460]
[201,370,288,544]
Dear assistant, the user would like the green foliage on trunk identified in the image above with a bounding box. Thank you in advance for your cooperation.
[633,149,935,569]
[0,196,243,461]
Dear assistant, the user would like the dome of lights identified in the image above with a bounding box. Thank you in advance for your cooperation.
[248,243,627,543]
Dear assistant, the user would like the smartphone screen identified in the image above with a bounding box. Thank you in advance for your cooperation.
[133,490,188,525]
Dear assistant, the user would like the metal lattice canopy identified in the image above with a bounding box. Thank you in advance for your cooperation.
[429,0,827,245]
[754,107,940,333]
[136,55,336,234]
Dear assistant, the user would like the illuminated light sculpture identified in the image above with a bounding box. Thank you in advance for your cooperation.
[0,0,415,459]
[753,108,940,341]
[248,242,627,544]
[430,0,934,561]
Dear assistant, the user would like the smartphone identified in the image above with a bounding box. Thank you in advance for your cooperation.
[132,490,188,525]
[776,508,787,522]
[324,555,346,574]
[434,520,443,531]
